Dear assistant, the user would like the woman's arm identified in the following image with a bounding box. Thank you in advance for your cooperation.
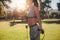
[34,7,42,28]
[34,7,44,34]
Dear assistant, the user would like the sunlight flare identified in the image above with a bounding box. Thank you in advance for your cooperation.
[8,0,27,11]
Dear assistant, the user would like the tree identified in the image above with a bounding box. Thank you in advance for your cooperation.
[39,0,51,19]
[0,0,11,8]
[0,2,7,18]
[57,0,60,11]
[0,0,11,19]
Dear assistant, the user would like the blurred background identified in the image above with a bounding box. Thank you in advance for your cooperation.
[0,0,60,20]
[0,0,60,40]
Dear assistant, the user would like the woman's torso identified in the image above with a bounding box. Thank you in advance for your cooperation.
[27,6,37,26]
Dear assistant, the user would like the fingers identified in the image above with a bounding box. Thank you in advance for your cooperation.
[41,29,44,34]
[25,25,28,29]
[38,28,44,34]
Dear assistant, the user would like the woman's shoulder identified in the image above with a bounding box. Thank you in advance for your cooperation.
[33,5,38,10]
[33,5,37,9]
[33,6,39,12]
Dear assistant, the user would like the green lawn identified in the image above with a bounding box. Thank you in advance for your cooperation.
[0,21,60,40]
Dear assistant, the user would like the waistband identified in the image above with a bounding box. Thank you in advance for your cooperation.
[29,24,37,27]
[27,16,37,18]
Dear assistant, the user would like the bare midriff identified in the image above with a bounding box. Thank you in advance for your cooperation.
[28,18,36,26]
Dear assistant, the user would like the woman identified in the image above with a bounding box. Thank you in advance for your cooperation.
[27,0,44,40]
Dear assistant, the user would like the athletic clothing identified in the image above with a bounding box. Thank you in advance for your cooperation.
[27,7,36,18]
[30,24,40,40]
[27,6,40,40]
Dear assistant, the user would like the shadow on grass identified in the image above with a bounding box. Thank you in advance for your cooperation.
[10,20,60,27]
[43,20,60,24]
[10,21,27,27]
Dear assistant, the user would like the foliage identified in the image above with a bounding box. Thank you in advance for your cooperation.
[0,2,7,18]
[40,0,51,13]
[0,0,11,7]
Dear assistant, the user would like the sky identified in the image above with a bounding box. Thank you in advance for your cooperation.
[5,0,60,10]
[50,0,60,9]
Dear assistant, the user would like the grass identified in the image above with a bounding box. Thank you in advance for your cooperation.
[0,21,60,40]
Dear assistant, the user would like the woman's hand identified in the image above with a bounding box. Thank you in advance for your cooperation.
[41,28,44,34]
[38,28,44,34]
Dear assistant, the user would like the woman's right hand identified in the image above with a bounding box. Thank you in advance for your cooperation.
[38,27,44,34]
[41,28,44,34]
